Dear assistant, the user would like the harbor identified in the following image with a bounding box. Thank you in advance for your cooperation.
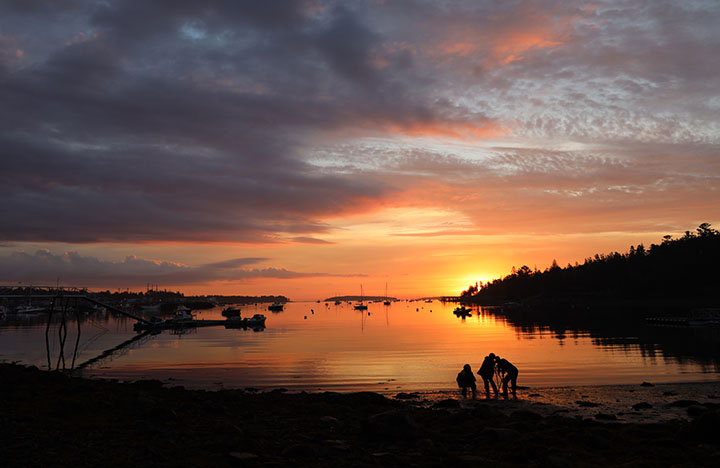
[2,298,719,392]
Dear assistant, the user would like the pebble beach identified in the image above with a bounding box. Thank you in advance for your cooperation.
[2,363,720,467]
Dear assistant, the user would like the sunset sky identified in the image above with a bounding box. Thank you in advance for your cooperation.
[1,1,718,300]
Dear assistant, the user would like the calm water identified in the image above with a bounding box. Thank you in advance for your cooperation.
[1,301,719,392]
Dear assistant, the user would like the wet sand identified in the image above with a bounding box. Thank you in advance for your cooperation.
[2,363,719,467]
[415,380,720,424]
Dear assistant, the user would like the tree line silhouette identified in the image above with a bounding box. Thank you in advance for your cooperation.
[461,223,720,308]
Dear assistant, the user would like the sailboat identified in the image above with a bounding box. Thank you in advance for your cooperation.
[354,285,368,310]
[383,282,391,305]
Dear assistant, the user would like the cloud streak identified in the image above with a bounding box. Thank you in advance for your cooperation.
[0,250,361,287]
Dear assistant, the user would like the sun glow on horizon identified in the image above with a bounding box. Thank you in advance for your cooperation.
[3,225,702,301]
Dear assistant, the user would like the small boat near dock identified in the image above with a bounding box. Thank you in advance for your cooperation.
[15,305,47,314]
[224,314,266,329]
[247,314,266,326]
[133,313,267,332]
[221,306,242,317]
[453,306,472,317]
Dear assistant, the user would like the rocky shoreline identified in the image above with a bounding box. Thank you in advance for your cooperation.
[2,363,719,467]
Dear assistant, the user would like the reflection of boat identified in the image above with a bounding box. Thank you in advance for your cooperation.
[268,303,284,312]
[221,306,241,317]
[354,285,368,310]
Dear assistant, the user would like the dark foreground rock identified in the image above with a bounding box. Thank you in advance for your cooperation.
[1,364,719,467]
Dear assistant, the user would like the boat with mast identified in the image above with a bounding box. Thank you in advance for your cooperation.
[354,285,368,310]
[383,282,391,305]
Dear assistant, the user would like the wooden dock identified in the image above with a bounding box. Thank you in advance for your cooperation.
[132,318,260,332]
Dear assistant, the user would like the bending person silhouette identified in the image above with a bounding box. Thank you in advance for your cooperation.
[478,352,499,396]
[456,364,477,398]
[494,355,518,397]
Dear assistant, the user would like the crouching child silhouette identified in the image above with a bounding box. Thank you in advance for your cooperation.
[494,355,519,398]
[456,364,477,398]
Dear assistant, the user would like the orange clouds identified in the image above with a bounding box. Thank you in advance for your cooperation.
[434,30,563,65]
[425,4,584,68]
[388,120,509,140]
[492,31,564,63]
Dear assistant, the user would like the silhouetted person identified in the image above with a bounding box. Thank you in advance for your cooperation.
[495,355,518,397]
[456,363,477,398]
[477,352,498,396]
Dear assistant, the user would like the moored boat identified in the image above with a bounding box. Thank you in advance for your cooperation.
[174,308,194,321]
[247,314,267,326]
[15,305,46,314]
[221,306,242,317]
[354,285,368,310]
[453,306,471,316]
[268,303,284,312]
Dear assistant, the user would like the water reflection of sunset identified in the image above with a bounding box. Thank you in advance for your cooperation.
[4,302,716,393]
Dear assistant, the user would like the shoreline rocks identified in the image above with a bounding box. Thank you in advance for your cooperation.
[1,363,720,467]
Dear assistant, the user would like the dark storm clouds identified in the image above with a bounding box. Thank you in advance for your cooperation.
[0,0,447,243]
[1,0,719,245]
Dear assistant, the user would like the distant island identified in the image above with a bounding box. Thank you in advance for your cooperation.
[211,295,289,305]
[323,296,397,302]
[460,223,720,311]
[0,285,288,313]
